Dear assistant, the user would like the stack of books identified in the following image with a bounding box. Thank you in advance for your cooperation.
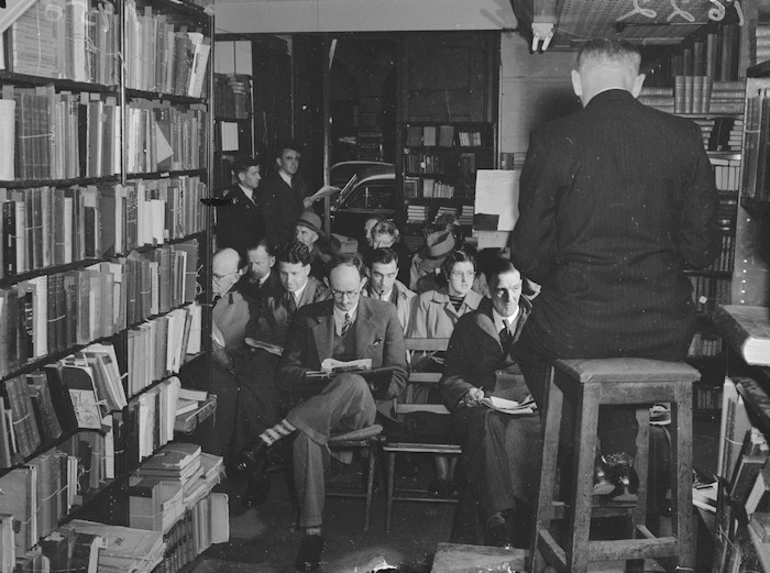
[214,74,252,119]
[756,25,770,66]
[458,205,474,226]
[59,520,164,573]
[406,204,429,224]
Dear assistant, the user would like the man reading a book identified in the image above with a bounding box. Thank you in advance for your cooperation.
[440,257,540,548]
[510,38,720,496]
[232,254,406,572]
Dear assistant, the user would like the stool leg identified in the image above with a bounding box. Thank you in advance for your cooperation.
[531,366,561,573]
[672,385,694,570]
[565,383,600,573]
[627,407,650,573]
[364,443,376,531]
[386,452,395,533]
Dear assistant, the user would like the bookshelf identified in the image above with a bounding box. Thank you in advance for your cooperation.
[708,63,770,573]
[398,121,494,252]
[0,0,221,568]
[212,72,254,192]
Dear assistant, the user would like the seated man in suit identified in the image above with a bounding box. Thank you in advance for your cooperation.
[439,256,541,548]
[235,239,282,304]
[232,254,407,572]
[205,248,253,457]
[362,247,415,332]
[236,241,331,451]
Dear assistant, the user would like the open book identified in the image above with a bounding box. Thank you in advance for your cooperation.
[480,394,536,415]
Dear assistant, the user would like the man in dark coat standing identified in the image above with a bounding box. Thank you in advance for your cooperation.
[260,142,339,246]
[216,157,265,261]
[511,39,719,471]
[440,257,539,548]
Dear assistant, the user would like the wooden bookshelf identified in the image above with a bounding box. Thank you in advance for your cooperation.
[0,0,217,567]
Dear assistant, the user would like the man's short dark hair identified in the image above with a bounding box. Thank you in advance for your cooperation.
[231,156,261,175]
[275,140,303,158]
[483,257,519,289]
[576,38,641,73]
[327,253,366,279]
[368,247,398,268]
[277,241,311,266]
[245,238,275,258]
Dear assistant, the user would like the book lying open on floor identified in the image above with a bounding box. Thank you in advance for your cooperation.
[480,395,536,415]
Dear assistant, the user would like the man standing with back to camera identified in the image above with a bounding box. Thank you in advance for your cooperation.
[511,38,719,492]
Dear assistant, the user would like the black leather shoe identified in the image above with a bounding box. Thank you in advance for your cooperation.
[593,456,615,496]
[484,522,511,548]
[295,534,324,572]
[226,440,270,485]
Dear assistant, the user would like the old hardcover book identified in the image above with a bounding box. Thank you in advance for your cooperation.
[0,466,37,554]
[712,305,770,365]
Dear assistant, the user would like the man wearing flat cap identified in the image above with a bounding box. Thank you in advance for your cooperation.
[295,210,331,279]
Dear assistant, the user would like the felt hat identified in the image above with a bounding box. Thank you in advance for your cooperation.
[420,231,455,270]
[295,210,324,237]
[328,233,359,258]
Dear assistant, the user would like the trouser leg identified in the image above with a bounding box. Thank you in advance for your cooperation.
[287,374,377,526]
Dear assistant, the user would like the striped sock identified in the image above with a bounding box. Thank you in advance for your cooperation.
[259,419,296,446]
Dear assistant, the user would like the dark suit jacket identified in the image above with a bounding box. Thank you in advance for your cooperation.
[259,171,307,246]
[236,269,283,306]
[248,276,331,347]
[215,184,265,259]
[440,297,531,410]
[510,89,720,361]
[277,297,408,417]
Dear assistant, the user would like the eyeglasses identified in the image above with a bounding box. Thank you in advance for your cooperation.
[331,288,361,300]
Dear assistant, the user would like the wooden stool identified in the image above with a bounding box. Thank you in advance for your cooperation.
[531,358,700,573]
[326,424,383,531]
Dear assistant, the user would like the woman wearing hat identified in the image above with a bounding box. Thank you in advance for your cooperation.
[406,245,484,498]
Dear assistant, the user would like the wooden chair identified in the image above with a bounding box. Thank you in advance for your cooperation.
[326,424,384,531]
[382,337,461,533]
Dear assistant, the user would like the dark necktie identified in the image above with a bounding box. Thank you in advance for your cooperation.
[286,294,297,314]
[499,319,513,349]
[341,313,352,337]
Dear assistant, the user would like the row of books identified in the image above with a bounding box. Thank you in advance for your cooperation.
[126,305,202,397]
[688,331,723,359]
[713,379,770,571]
[214,74,251,119]
[499,152,525,171]
[693,384,722,412]
[638,79,745,115]
[0,179,205,278]
[690,275,731,315]
[404,177,458,199]
[126,100,208,174]
[712,159,743,192]
[0,247,199,376]
[124,1,211,98]
[741,89,770,203]
[644,23,741,88]
[5,0,120,85]
[0,89,121,181]
[404,125,485,148]
[704,234,737,274]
